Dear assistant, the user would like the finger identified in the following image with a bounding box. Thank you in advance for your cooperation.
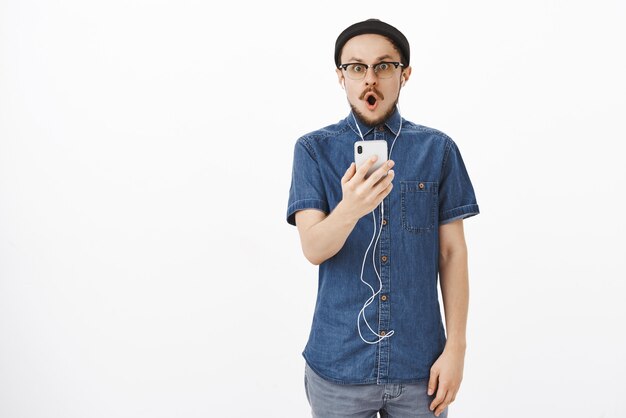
[435,391,455,416]
[372,182,393,206]
[341,163,356,185]
[365,159,394,188]
[430,386,447,413]
[373,169,394,196]
[427,368,438,396]
[353,155,379,182]
[448,388,458,403]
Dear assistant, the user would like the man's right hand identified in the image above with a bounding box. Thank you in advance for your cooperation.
[294,156,395,265]
[339,156,395,222]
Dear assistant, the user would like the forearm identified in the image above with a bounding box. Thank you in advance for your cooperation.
[300,201,359,265]
[439,248,469,349]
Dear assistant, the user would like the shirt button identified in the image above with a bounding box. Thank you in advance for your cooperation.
[382,219,387,226]
[377,126,385,132]
[381,255,388,263]
[381,295,388,301]
[380,330,387,336]
[418,182,425,189]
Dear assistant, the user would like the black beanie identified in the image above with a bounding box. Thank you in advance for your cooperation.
[334,19,410,67]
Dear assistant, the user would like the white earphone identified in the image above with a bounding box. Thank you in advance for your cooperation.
[352,106,403,345]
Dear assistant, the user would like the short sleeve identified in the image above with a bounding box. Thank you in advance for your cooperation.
[438,138,480,225]
[286,137,329,226]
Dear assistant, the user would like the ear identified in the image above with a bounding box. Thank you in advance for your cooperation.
[401,66,412,87]
[335,67,345,89]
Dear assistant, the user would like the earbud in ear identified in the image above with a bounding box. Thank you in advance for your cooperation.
[341,79,345,89]
[401,79,406,87]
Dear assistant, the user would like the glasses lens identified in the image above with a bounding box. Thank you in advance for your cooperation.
[346,64,367,80]
[375,62,395,79]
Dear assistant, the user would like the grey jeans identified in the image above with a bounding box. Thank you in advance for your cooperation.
[304,363,448,418]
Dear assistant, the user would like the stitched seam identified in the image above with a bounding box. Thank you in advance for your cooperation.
[440,137,453,183]
[299,136,318,161]
[440,203,479,218]
[401,181,436,233]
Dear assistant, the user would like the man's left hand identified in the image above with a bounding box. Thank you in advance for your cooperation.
[427,344,465,417]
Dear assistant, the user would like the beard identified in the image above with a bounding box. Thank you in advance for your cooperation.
[349,95,399,127]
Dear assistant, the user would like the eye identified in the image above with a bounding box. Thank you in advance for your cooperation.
[376,63,390,71]
[351,64,365,73]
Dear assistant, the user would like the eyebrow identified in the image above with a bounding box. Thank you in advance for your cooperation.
[346,54,397,63]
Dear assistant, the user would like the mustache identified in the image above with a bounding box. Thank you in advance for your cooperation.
[359,87,384,101]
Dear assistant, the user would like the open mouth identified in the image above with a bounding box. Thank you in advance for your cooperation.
[364,93,378,110]
[360,88,383,111]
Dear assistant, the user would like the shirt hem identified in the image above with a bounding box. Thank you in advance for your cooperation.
[286,199,329,226]
[439,204,480,225]
[302,353,430,385]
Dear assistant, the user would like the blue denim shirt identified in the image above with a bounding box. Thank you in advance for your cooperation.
[286,109,479,384]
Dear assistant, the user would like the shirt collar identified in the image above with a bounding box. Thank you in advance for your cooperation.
[347,106,403,138]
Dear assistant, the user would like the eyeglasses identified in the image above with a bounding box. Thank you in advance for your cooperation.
[338,62,405,80]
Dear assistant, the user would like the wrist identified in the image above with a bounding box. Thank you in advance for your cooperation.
[333,200,360,225]
[445,339,467,352]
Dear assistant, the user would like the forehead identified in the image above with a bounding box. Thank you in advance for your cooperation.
[340,33,401,62]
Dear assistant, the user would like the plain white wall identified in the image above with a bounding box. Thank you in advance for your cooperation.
[1,1,625,417]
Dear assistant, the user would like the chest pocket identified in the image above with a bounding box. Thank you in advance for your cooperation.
[401,181,438,233]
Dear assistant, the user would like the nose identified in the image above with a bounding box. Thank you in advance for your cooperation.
[364,66,378,86]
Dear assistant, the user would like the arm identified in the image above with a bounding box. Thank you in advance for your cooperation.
[295,157,395,265]
[428,218,469,416]
[439,218,469,350]
[295,204,358,266]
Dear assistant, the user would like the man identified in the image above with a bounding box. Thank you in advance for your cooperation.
[286,19,479,418]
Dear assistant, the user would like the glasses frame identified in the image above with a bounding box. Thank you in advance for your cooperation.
[338,61,405,80]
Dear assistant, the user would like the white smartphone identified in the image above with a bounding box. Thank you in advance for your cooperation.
[354,140,388,179]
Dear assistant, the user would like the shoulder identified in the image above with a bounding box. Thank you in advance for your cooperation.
[401,120,454,146]
[291,118,353,161]
[400,120,468,171]
[296,118,353,146]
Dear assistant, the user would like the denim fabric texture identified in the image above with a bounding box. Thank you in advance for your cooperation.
[286,109,479,384]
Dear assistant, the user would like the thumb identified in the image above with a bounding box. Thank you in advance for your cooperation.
[341,162,355,185]
[428,368,439,396]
